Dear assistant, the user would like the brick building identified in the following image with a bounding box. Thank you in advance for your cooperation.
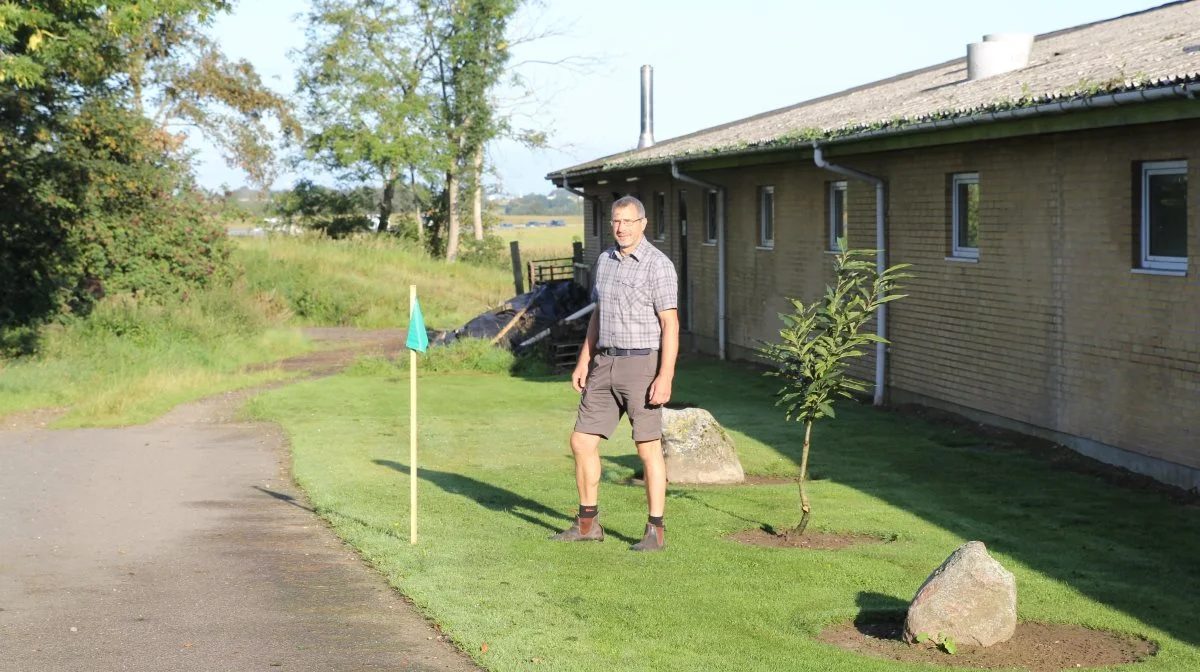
[547,2,1200,489]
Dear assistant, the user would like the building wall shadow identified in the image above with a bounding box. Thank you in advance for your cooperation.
[673,357,1200,646]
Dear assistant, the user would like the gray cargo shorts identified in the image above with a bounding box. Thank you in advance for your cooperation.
[573,350,662,442]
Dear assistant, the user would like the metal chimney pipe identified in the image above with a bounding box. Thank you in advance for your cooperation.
[638,65,654,149]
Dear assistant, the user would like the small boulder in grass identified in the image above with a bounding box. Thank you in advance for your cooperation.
[903,541,1017,648]
[660,407,745,485]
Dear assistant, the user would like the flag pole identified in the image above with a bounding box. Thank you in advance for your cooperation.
[409,284,418,545]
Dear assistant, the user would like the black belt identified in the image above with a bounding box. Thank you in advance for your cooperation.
[600,347,654,357]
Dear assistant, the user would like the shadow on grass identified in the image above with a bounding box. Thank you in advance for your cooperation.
[373,459,640,544]
[601,453,643,480]
[676,357,1200,646]
[669,490,774,532]
[854,591,910,623]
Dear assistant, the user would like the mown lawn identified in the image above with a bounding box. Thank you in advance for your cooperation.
[246,356,1200,671]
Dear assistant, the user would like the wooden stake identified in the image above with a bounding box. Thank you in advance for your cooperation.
[410,285,418,545]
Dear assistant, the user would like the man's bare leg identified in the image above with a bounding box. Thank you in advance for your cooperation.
[631,438,667,550]
[550,432,605,541]
[571,431,603,505]
[635,438,666,516]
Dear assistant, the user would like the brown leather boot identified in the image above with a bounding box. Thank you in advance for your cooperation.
[630,523,665,551]
[549,516,604,541]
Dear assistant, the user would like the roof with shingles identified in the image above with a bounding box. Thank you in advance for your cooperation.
[550,0,1200,178]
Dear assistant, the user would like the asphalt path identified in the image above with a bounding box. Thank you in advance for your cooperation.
[0,388,479,672]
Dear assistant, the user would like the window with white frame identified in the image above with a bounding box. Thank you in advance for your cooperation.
[758,186,775,248]
[829,181,847,251]
[705,190,718,243]
[951,173,980,259]
[654,191,666,241]
[1139,160,1188,272]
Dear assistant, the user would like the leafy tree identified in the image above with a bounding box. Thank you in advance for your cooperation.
[756,245,909,535]
[272,179,375,238]
[0,0,262,344]
[293,0,437,235]
[503,189,583,216]
[0,97,231,347]
[423,0,518,261]
[121,5,300,189]
[293,0,526,260]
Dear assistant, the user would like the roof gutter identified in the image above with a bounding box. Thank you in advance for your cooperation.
[558,171,587,199]
[670,160,726,360]
[558,171,605,250]
[812,143,888,407]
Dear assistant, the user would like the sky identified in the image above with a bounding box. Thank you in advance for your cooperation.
[193,0,1166,195]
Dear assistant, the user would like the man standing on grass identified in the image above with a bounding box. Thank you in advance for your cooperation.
[550,195,679,552]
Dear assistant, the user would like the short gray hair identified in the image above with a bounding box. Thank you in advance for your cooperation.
[611,195,646,219]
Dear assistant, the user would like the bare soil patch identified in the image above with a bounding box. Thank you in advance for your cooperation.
[819,613,1156,672]
[742,475,795,486]
[249,327,409,377]
[2,406,67,431]
[299,326,407,344]
[727,528,889,550]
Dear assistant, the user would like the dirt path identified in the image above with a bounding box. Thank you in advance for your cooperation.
[0,329,480,672]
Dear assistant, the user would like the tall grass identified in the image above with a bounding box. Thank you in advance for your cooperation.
[1,233,523,427]
[235,234,515,328]
[0,286,308,426]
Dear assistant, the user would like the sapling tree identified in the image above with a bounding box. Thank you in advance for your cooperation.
[757,244,909,536]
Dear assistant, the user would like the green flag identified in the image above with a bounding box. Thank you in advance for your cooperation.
[406,297,428,353]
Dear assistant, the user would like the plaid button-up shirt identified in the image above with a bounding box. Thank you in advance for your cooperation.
[591,237,678,350]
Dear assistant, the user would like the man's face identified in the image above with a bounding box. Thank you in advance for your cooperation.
[611,204,646,250]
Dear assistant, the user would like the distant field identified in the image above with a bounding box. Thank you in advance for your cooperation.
[491,214,583,259]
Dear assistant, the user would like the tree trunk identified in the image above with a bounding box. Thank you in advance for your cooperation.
[410,166,423,245]
[445,169,460,262]
[379,178,395,233]
[472,145,484,240]
[790,421,813,537]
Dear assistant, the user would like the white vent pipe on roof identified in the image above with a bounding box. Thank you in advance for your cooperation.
[638,65,655,149]
[967,33,1033,81]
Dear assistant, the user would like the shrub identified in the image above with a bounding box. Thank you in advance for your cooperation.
[457,232,507,269]
[0,98,233,335]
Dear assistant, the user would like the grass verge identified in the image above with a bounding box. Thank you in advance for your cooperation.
[246,356,1200,671]
[0,290,309,426]
[1,235,519,427]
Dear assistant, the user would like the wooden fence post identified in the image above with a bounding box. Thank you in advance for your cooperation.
[509,241,524,295]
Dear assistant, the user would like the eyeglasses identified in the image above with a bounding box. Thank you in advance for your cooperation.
[610,217,644,227]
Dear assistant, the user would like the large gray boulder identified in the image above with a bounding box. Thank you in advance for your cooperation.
[660,407,745,484]
[903,541,1017,648]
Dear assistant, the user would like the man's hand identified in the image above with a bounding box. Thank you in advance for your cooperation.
[648,374,673,406]
[572,361,589,393]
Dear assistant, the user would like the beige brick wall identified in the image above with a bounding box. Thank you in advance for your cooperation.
[882,123,1200,469]
[578,119,1200,471]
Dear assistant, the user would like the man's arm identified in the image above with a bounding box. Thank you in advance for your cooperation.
[648,308,679,406]
[571,309,600,393]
